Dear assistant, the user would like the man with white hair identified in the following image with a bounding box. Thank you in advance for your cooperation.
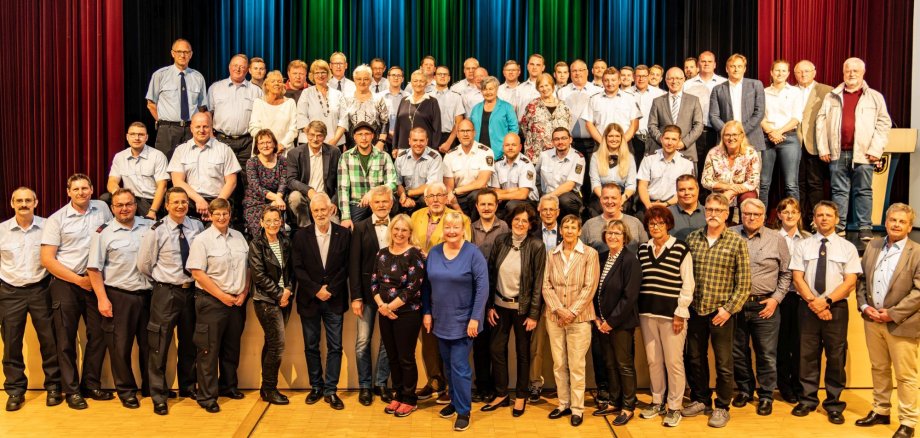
[816,57,891,241]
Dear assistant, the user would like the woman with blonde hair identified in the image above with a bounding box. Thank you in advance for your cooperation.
[519,73,572,163]
[589,123,637,214]
[296,59,345,147]
[249,70,298,153]
[701,120,761,211]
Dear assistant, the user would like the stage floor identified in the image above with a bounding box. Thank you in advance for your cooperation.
[0,389,901,437]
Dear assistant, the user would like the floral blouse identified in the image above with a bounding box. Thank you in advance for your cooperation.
[701,145,761,203]
[370,246,426,312]
[519,98,573,162]
[337,93,390,135]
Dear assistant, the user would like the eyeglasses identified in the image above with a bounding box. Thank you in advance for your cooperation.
[648,222,666,229]
[741,212,764,218]
[424,193,448,200]
[723,133,743,139]
[705,207,728,214]
[262,219,282,225]
[113,202,136,209]
[605,231,624,237]
[172,50,191,56]
[540,208,559,213]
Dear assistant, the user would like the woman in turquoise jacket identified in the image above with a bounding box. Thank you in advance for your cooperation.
[469,76,519,160]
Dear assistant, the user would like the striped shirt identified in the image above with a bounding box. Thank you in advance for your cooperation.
[686,227,751,315]
[542,240,599,323]
[638,237,694,319]
[269,240,284,288]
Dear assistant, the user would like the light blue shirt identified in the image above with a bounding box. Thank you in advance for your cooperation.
[492,155,539,201]
[145,65,208,122]
[589,154,637,192]
[0,216,47,286]
[108,145,170,199]
[870,237,907,309]
[88,218,153,291]
[166,138,242,198]
[536,148,586,193]
[136,216,204,284]
[41,201,113,275]
[395,147,444,191]
[542,224,559,252]
[208,78,263,135]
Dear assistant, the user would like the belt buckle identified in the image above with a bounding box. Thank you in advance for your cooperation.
[181,282,193,289]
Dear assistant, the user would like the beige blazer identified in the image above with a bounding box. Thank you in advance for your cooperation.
[857,237,920,338]
[798,82,833,155]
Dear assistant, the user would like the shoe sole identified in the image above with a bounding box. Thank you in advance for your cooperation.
[440,411,457,419]
[663,417,681,427]
[454,424,470,431]
[394,407,417,417]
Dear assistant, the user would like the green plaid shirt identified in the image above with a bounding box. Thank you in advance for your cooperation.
[337,147,397,221]
[686,227,751,315]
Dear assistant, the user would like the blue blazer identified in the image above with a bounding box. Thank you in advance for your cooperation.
[469,99,519,159]
[709,78,766,151]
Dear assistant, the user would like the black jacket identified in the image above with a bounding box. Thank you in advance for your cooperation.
[248,232,292,304]
[349,216,384,306]
[292,223,351,317]
[487,233,546,320]
[595,248,642,330]
[285,143,341,204]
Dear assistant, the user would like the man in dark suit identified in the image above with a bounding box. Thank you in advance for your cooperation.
[647,67,704,169]
[286,120,342,228]
[709,53,766,154]
[348,185,394,406]
[855,203,920,438]
[293,193,351,410]
[794,60,834,226]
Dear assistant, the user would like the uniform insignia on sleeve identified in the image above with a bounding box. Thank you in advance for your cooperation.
[526,170,535,180]
[150,219,164,230]
[575,164,584,174]
[477,144,491,152]
[427,150,438,159]
[520,156,531,164]
[398,149,407,157]
[486,156,494,166]
[574,150,584,158]
[96,223,108,233]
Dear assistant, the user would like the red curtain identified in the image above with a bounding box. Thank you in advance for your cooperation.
[758,0,913,127]
[0,0,124,217]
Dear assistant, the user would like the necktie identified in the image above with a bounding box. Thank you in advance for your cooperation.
[337,80,342,92]
[178,223,191,276]
[670,95,679,122]
[179,71,190,122]
[375,84,380,93]
[814,237,828,295]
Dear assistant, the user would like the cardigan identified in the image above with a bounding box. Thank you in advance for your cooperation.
[469,99,520,160]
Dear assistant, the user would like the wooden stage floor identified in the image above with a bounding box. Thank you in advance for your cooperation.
[0,388,898,437]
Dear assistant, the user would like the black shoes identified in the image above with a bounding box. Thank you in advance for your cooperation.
[828,410,845,424]
[855,411,892,426]
[439,404,457,418]
[528,387,541,403]
[201,401,220,413]
[81,389,114,401]
[179,389,197,400]
[548,407,572,419]
[612,411,633,426]
[6,395,24,411]
[780,391,799,404]
[480,396,510,412]
[791,403,815,417]
[358,388,373,406]
[757,399,773,416]
[121,396,140,409]
[592,405,620,416]
[219,388,245,400]
[153,401,168,415]
[570,414,583,426]
[324,393,345,410]
[46,389,63,406]
[894,425,916,438]
[731,393,753,408]
[512,399,527,417]
[416,384,436,401]
[305,389,322,404]
[66,394,88,410]
[260,389,289,405]
[374,386,393,403]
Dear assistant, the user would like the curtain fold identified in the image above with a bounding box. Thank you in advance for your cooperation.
[0,0,123,217]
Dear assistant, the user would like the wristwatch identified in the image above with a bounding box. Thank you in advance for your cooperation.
[825,296,833,306]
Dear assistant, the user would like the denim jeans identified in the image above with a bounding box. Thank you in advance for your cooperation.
[732,299,781,399]
[759,136,802,205]
[829,150,874,231]
[299,302,344,395]
[354,302,390,388]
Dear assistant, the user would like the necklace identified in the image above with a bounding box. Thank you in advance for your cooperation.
[316,88,330,117]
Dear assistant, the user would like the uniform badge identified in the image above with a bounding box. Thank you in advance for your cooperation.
[575,164,584,174]
[486,156,494,166]
[526,170,534,180]
[95,223,108,233]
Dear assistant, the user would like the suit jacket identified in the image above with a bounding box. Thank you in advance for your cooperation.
[857,237,920,338]
[798,82,834,155]
[646,92,704,161]
[349,216,384,305]
[709,78,766,151]
[285,143,341,205]
[594,248,642,330]
[292,222,351,317]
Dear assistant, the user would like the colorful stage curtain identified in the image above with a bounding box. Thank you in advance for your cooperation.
[0,0,124,217]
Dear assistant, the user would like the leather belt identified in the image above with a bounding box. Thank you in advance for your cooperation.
[0,276,50,290]
[157,120,189,128]
[153,280,193,289]
[107,285,152,295]
[497,293,518,303]
[214,131,250,140]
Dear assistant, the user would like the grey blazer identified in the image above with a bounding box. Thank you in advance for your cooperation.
[857,237,920,338]
[709,78,766,151]
[646,92,704,161]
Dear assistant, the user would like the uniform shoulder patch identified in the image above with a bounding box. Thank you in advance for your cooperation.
[427,150,439,159]
[575,163,584,174]
[486,156,494,166]
[96,223,108,233]
[150,219,164,230]
[520,156,531,164]
[397,149,407,157]
[477,144,491,152]
[526,170,535,180]
[574,150,584,158]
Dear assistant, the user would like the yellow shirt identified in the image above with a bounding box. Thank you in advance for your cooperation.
[409,207,472,252]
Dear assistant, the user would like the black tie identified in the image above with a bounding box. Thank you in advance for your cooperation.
[815,237,828,295]
[178,223,191,276]
[337,80,342,92]
[375,84,379,93]
[179,71,190,122]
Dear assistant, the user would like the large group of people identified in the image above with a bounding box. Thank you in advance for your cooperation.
[0,38,915,438]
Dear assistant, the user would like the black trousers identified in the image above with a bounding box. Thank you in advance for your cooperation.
[49,277,107,394]
[557,192,584,221]
[218,302,247,393]
[799,150,829,225]
[686,307,735,409]
[590,324,610,394]
[489,306,531,398]
[798,300,848,413]
[379,310,422,405]
[103,287,150,400]
[776,295,804,398]
[193,291,245,405]
[697,127,719,199]
[147,283,197,403]
[473,316,493,394]
[0,278,59,395]
[154,122,192,160]
[218,134,253,235]
[571,138,597,202]
[253,300,291,390]
[601,327,638,410]
[455,191,481,223]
